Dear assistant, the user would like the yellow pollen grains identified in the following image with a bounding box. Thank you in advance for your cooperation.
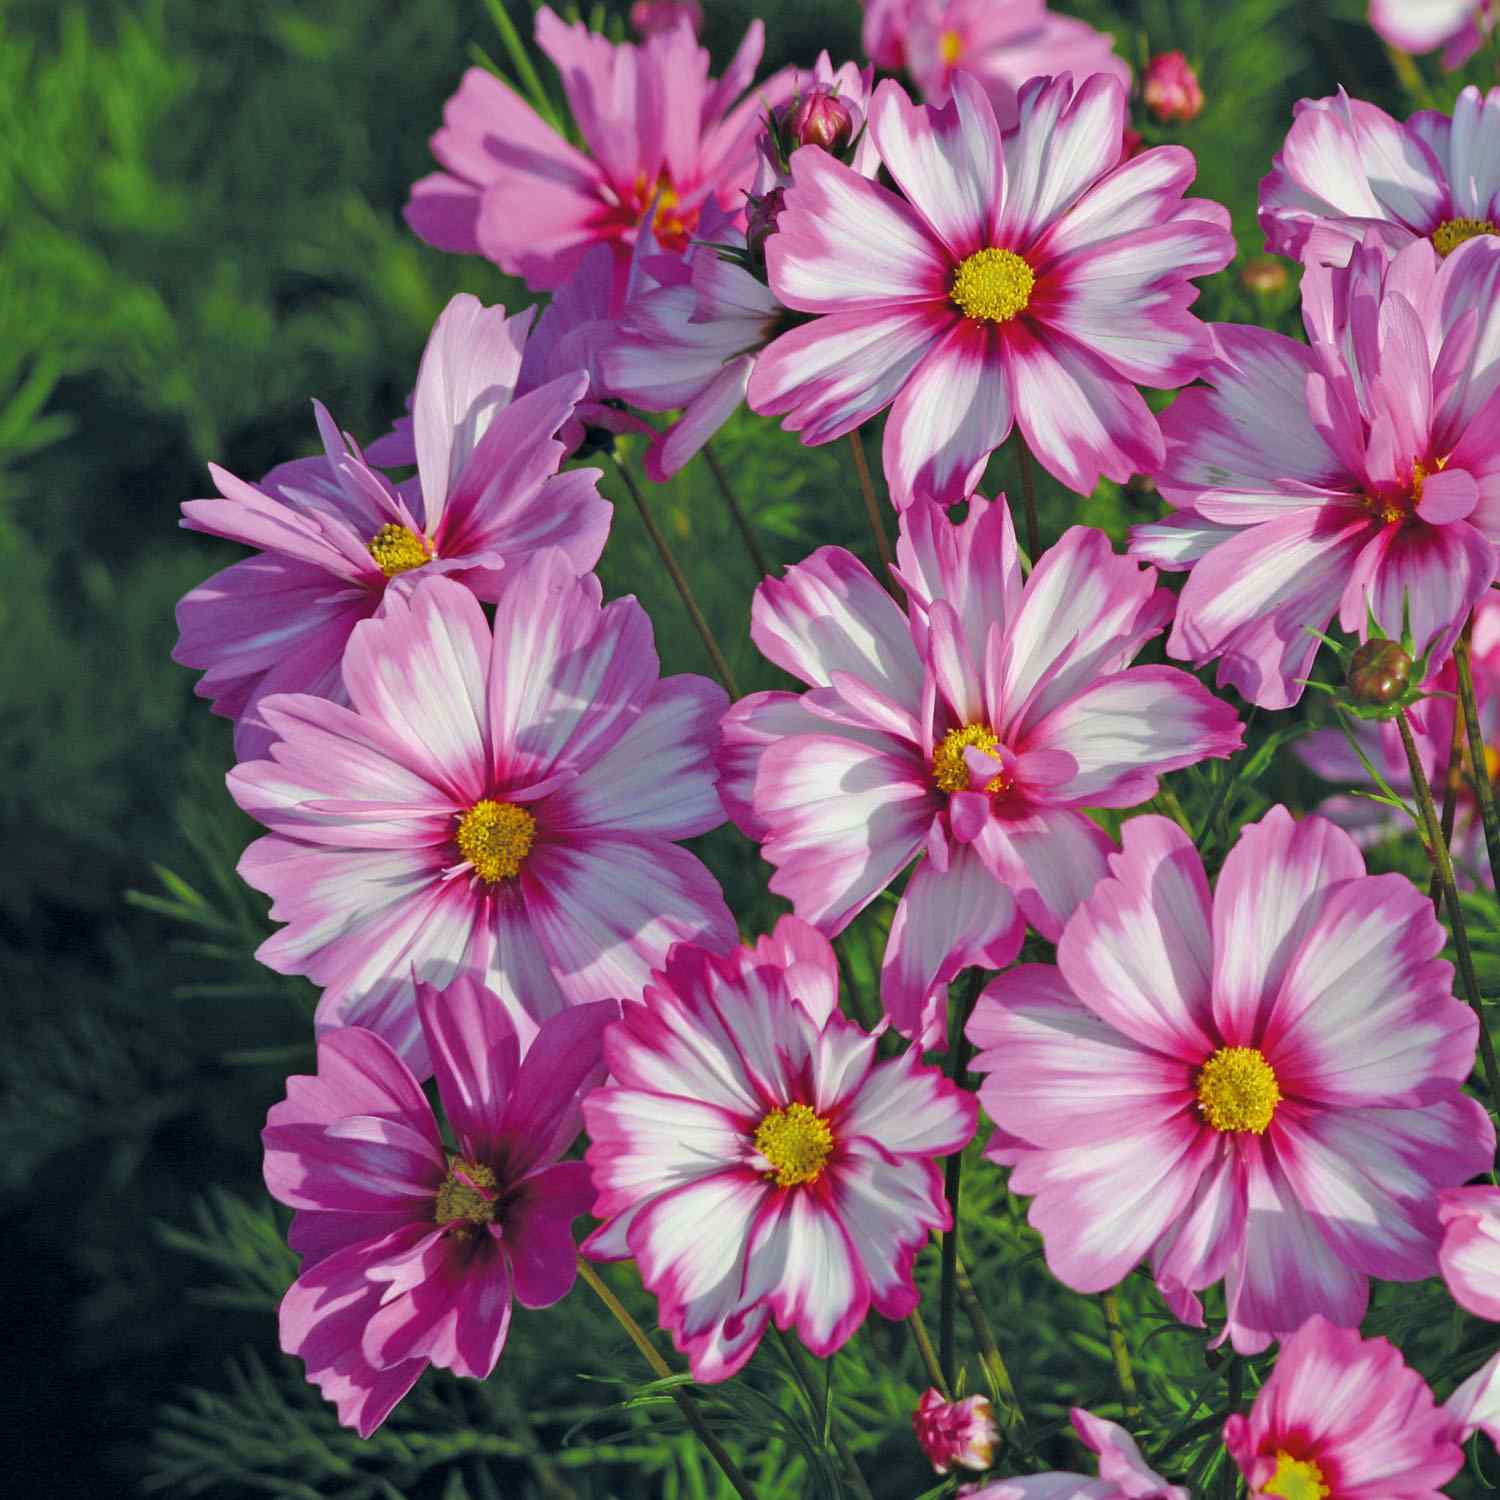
[951,248,1035,323]
[1432,217,1497,257]
[367,523,432,578]
[435,1156,498,1227]
[939,28,964,65]
[1261,1452,1331,1500]
[932,723,1005,795]
[1197,1046,1282,1134]
[455,799,537,882]
[754,1103,834,1189]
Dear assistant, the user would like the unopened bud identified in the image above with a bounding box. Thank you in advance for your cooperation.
[784,89,857,154]
[746,188,786,263]
[629,0,702,37]
[1347,638,1413,705]
[912,1389,998,1475]
[1143,51,1205,123]
[1240,254,1289,295]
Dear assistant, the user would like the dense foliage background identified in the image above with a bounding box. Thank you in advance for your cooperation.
[8,0,1498,1494]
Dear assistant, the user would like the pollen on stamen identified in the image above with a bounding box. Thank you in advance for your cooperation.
[367,523,432,578]
[950,248,1034,324]
[435,1156,498,1227]
[1432,216,1497,257]
[1196,1045,1281,1135]
[455,799,537,883]
[939,28,964,65]
[1262,1451,1330,1500]
[754,1103,834,1189]
[932,723,1007,795]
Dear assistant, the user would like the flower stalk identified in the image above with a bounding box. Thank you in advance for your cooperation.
[1101,1289,1141,1423]
[847,429,895,582]
[1454,628,1500,896]
[704,441,772,577]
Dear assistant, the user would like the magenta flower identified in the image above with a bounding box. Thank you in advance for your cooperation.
[861,0,919,71]
[1136,234,1500,709]
[262,982,615,1436]
[1143,51,1204,125]
[630,0,702,37]
[905,0,1131,129]
[911,1389,998,1475]
[582,917,975,1381]
[968,808,1494,1353]
[405,8,791,290]
[1439,1185,1500,1319]
[1371,0,1493,67]
[1223,1316,1468,1499]
[228,565,733,1070]
[748,72,1233,505]
[1261,86,1500,266]
[174,294,610,762]
[963,1408,1185,1499]
[720,496,1241,1044]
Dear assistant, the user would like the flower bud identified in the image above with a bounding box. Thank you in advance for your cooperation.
[745,188,786,263]
[1347,638,1413,705]
[785,89,857,154]
[912,1389,998,1475]
[1240,254,1289,296]
[629,0,702,37]
[1143,51,1204,123]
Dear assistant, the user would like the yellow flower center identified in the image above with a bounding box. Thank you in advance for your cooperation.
[754,1103,834,1188]
[939,28,964,65]
[435,1156,498,1227]
[1197,1046,1281,1134]
[932,722,1008,795]
[951,248,1034,323]
[367,523,432,578]
[632,171,693,251]
[1432,217,1496,257]
[1261,1452,1330,1500]
[455,799,536,882]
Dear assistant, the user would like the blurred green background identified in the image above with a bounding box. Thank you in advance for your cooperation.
[5,0,1493,1495]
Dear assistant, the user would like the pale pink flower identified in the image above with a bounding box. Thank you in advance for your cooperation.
[720,496,1241,1044]
[630,0,702,37]
[1297,595,1500,883]
[912,1389,998,1475]
[748,72,1233,505]
[405,8,792,290]
[906,0,1131,129]
[1439,1185,1500,1318]
[1370,0,1494,67]
[969,808,1494,1354]
[174,295,611,764]
[1261,85,1500,267]
[962,1408,1185,1499]
[1135,234,1500,709]
[581,917,976,1381]
[228,565,733,1071]
[1143,52,1204,124]
[1224,1316,1474,1498]
[862,0,920,71]
[262,982,615,1436]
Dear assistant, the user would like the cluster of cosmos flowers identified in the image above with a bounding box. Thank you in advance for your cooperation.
[173,0,1500,1491]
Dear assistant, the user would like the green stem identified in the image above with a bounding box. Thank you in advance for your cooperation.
[847,430,895,582]
[1431,691,1465,912]
[1396,709,1500,1109]
[1101,1289,1141,1423]
[906,1308,950,1398]
[1016,438,1041,564]
[703,442,771,577]
[773,1333,874,1500]
[1455,630,1500,896]
[939,975,981,1390]
[613,457,740,697]
[1153,784,1195,839]
[955,1256,1028,1442]
[576,1260,761,1500]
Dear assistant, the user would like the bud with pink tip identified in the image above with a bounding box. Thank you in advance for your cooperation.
[1142,51,1204,123]
[912,1389,999,1475]
[629,0,702,37]
[785,89,857,153]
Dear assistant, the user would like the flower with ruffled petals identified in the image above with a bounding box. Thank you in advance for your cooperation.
[906,0,1130,129]
[1298,596,1500,882]
[263,982,615,1435]
[1143,52,1204,124]
[1261,86,1500,266]
[173,294,611,762]
[912,1388,998,1475]
[1371,0,1493,68]
[1135,234,1500,709]
[229,565,732,1071]
[969,808,1494,1353]
[963,1408,1184,1499]
[582,917,975,1381]
[1439,1185,1500,1318]
[720,496,1242,1044]
[748,72,1233,505]
[406,8,792,290]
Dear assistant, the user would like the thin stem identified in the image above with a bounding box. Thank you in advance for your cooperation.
[1016,438,1041,563]
[703,442,772,577]
[1431,692,1465,912]
[1455,630,1500,895]
[1396,710,1500,1108]
[774,1333,875,1500]
[954,1257,1028,1441]
[1219,1360,1245,1500]
[1153,784,1195,839]
[576,1260,761,1500]
[1101,1290,1141,1423]
[906,1309,950,1398]
[613,457,740,697]
[939,974,981,1391]
[847,430,895,581]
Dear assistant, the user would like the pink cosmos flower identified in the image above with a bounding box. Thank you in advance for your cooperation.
[1223,1316,1478,1498]
[1297,595,1500,882]
[173,294,610,763]
[1370,0,1494,68]
[228,564,733,1071]
[1135,233,1500,709]
[1143,52,1204,125]
[748,72,1234,505]
[1439,1185,1500,1318]
[968,807,1494,1353]
[1261,86,1500,267]
[962,1408,1185,1499]
[405,8,792,290]
[912,1389,998,1475]
[905,0,1131,129]
[262,981,615,1436]
[719,496,1242,1045]
[862,0,919,71]
[630,0,702,38]
[581,916,976,1381]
